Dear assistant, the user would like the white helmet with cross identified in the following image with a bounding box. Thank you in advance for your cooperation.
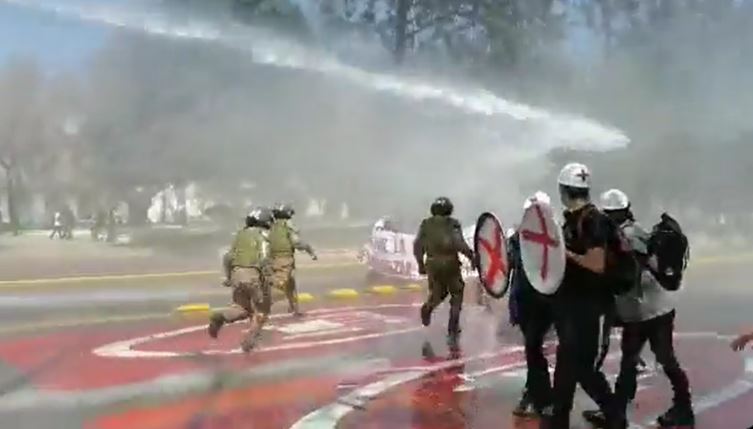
[557,162,591,189]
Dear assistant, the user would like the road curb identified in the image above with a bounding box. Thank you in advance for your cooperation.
[368,285,398,295]
[174,303,211,314]
[327,288,360,299]
[298,293,315,303]
[172,283,423,314]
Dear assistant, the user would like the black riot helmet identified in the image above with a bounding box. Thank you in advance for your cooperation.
[272,203,295,220]
[246,207,274,229]
[430,197,454,216]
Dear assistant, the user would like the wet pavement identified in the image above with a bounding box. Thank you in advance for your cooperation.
[0,259,752,428]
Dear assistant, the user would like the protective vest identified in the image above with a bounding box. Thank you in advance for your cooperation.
[269,220,294,257]
[231,227,265,267]
[422,216,459,259]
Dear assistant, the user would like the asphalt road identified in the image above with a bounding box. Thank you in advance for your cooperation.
[0,254,751,429]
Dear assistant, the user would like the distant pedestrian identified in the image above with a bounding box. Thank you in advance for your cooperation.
[50,211,63,239]
[62,207,75,240]
[91,210,106,241]
[106,208,117,243]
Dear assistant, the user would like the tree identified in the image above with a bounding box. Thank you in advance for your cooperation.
[0,59,49,233]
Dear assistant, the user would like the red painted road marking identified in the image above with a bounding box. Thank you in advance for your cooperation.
[0,303,422,390]
[102,306,422,358]
[80,333,753,429]
[477,219,506,286]
[520,204,558,281]
[296,333,753,429]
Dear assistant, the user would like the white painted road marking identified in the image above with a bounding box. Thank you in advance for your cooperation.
[93,303,422,358]
[272,319,344,335]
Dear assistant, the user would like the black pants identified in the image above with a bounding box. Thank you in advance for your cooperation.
[424,262,464,334]
[551,301,615,427]
[519,299,554,411]
[615,310,691,410]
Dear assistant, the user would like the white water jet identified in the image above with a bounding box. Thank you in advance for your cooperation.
[2,0,630,153]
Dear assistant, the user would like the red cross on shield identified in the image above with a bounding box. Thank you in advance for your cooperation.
[519,202,566,295]
[473,212,510,298]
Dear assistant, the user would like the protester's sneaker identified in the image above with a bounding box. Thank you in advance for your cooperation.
[636,356,649,373]
[512,395,537,418]
[582,409,607,427]
[657,405,695,428]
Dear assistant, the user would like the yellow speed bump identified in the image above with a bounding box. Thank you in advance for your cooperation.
[327,288,360,299]
[174,303,211,315]
[369,285,398,295]
[298,293,315,303]
[403,283,424,291]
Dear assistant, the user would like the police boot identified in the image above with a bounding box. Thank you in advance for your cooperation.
[208,312,225,339]
[420,303,432,327]
[446,331,460,351]
[446,317,462,350]
[448,307,462,336]
[240,335,258,353]
[289,300,304,318]
[241,327,262,353]
[657,404,695,428]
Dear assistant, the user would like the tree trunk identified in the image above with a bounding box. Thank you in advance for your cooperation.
[394,0,412,64]
[160,190,168,224]
[127,192,151,226]
[4,168,20,235]
[176,184,188,225]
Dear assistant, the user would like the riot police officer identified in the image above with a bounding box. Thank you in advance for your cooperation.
[208,207,273,352]
[269,203,317,317]
[413,197,475,347]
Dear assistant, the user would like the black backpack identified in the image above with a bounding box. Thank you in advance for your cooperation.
[605,219,642,296]
[647,213,689,291]
[578,207,641,296]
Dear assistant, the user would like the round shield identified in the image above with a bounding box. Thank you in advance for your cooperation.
[473,212,510,298]
[519,201,565,295]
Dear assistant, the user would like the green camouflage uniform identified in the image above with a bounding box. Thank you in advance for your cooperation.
[211,226,270,351]
[268,219,316,315]
[413,215,474,335]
